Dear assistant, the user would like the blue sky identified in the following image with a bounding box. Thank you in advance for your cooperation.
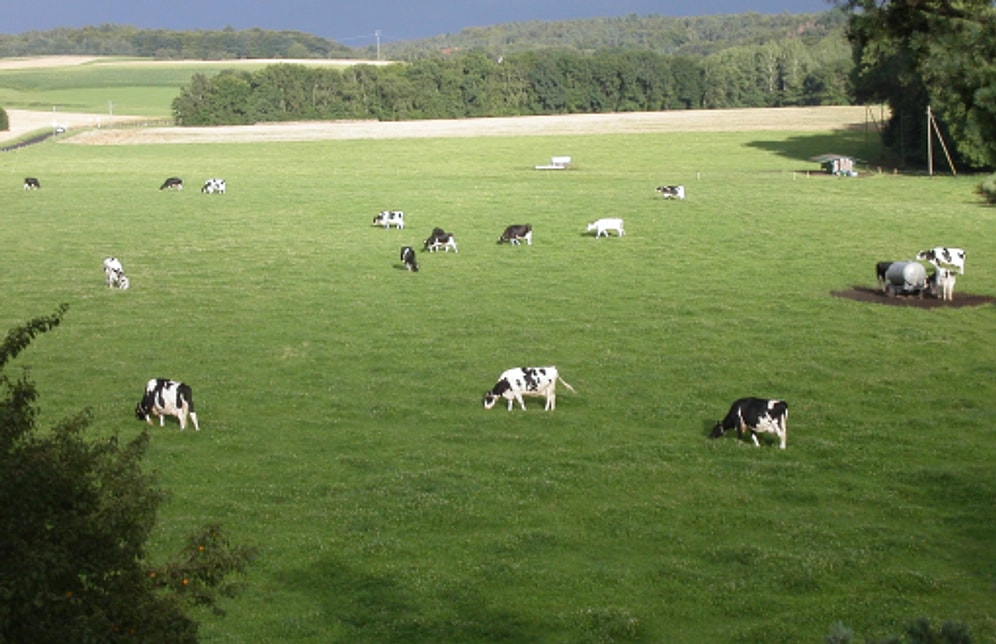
[4,1,835,46]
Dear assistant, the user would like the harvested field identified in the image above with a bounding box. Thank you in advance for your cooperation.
[0,106,865,145]
[55,105,874,145]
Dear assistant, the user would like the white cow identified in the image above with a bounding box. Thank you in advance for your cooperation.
[587,218,625,238]
[483,366,576,411]
[373,210,405,229]
[102,257,129,290]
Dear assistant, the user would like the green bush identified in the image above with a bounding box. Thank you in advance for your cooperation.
[0,306,256,642]
[0,106,8,131]
[979,173,996,204]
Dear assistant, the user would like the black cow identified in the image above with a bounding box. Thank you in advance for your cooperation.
[710,397,788,449]
[160,177,183,190]
[876,261,895,292]
[135,378,200,430]
[401,246,419,272]
[23,177,41,190]
[498,224,532,245]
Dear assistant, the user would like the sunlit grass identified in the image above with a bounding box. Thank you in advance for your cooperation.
[2,126,994,642]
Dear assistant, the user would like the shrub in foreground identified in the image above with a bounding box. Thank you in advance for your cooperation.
[0,305,256,643]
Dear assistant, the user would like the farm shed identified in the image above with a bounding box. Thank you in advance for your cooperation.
[810,153,857,176]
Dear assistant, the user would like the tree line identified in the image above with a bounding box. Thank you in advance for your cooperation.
[0,24,353,60]
[171,43,852,126]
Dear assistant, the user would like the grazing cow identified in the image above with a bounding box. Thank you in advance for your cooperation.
[423,227,458,253]
[586,218,625,238]
[931,267,956,301]
[710,397,788,449]
[655,184,685,199]
[483,366,576,411]
[201,178,226,194]
[916,247,966,274]
[373,210,405,229]
[23,177,41,190]
[498,224,533,245]
[159,176,183,191]
[135,378,200,430]
[400,246,419,272]
[102,257,129,290]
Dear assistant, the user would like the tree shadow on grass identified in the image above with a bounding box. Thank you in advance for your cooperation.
[274,556,547,642]
[745,124,880,169]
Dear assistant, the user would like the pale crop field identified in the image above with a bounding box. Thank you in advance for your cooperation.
[3,115,995,641]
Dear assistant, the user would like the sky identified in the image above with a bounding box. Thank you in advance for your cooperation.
[3,1,834,47]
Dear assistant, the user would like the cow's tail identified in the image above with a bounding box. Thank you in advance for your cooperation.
[558,376,577,393]
[179,383,195,414]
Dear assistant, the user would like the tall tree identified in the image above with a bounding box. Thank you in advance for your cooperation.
[844,0,996,169]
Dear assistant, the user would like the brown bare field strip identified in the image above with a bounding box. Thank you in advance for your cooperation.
[62,106,874,145]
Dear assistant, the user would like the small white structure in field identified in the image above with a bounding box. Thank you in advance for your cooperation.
[535,156,572,170]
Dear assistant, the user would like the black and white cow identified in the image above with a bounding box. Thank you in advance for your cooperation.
[916,247,966,274]
[655,184,685,199]
[373,210,405,229]
[160,176,183,190]
[930,267,957,301]
[498,224,533,245]
[423,227,458,252]
[201,178,226,194]
[710,398,788,449]
[135,378,200,430]
[400,246,419,272]
[102,257,129,290]
[23,177,41,190]
[483,366,576,411]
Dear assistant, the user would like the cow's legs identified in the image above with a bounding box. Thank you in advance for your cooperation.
[189,412,200,431]
[751,433,760,447]
[515,393,527,411]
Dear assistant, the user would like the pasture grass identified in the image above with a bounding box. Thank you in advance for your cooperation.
[2,125,995,643]
[0,58,374,116]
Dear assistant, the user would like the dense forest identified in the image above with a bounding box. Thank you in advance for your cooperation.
[171,42,851,126]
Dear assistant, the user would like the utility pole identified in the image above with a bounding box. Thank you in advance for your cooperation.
[375,30,381,60]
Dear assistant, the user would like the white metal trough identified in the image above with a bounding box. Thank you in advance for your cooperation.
[883,261,928,298]
[535,156,572,170]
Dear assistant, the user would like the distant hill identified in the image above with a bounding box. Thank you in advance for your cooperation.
[372,11,846,59]
[0,11,845,61]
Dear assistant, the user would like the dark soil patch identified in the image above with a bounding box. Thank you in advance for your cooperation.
[831,286,996,309]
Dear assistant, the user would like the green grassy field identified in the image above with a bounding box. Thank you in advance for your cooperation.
[3,117,995,641]
[0,58,371,116]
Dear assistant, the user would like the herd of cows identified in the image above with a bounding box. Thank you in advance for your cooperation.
[22,172,967,450]
[876,246,967,300]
